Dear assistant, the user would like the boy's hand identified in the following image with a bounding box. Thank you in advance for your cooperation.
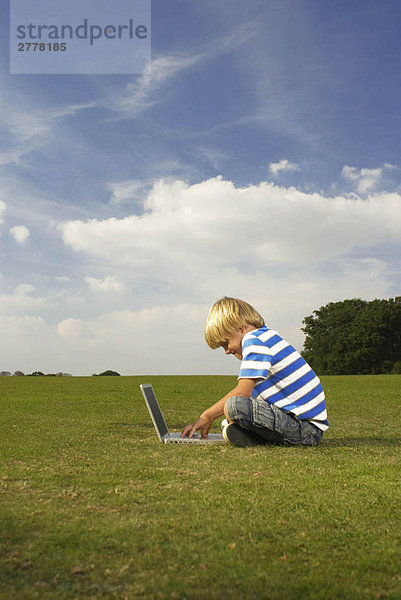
[181,414,214,439]
[180,381,254,440]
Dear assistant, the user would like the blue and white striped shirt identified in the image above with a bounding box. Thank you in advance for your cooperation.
[239,326,329,431]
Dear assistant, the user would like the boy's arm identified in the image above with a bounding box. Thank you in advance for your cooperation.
[181,378,255,439]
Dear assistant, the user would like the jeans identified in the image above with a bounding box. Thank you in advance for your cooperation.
[226,396,323,446]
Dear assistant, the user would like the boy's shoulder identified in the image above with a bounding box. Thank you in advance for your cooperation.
[243,326,287,349]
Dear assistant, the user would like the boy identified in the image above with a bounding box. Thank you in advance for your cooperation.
[181,297,328,447]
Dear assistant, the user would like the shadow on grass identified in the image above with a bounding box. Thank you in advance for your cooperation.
[111,425,401,447]
[322,437,401,447]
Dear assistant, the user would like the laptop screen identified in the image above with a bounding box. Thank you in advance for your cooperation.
[140,384,169,440]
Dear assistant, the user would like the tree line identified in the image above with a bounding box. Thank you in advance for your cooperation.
[302,297,401,375]
[0,371,72,377]
[0,370,120,377]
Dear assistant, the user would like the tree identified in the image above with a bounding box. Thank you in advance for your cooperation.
[301,297,401,375]
[98,370,120,376]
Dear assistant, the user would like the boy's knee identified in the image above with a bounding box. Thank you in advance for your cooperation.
[224,395,240,423]
[225,395,253,427]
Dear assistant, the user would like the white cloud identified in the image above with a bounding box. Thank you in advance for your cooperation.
[0,314,45,337]
[0,95,94,166]
[341,165,383,193]
[60,177,401,274]
[110,55,204,115]
[0,315,48,373]
[1,262,392,375]
[50,253,388,374]
[0,200,6,224]
[1,296,216,375]
[57,318,92,341]
[108,23,256,117]
[108,179,154,206]
[269,159,300,176]
[0,98,92,146]
[9,225,30,244]
[15,283,35,295]
[0,284,54,314]
[0,261,393,377]
[1,108,49,145]
[55,304,224,374]
[84,276,125,293]
[55,177,401,371]
[195,146,228,170]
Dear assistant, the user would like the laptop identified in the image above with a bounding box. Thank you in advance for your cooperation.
[140,384,225,444]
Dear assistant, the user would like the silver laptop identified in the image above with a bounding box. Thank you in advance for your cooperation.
[140,384,225,444]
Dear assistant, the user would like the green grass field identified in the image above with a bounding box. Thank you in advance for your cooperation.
[1,375,400,600]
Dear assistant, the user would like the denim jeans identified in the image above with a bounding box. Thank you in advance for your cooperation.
[226,396,323,446]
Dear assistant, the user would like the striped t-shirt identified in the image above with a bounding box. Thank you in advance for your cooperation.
[238,326,329,431]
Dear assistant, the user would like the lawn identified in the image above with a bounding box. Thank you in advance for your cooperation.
[1,375,400,599]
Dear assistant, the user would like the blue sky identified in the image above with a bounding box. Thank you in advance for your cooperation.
[1,0,401,375]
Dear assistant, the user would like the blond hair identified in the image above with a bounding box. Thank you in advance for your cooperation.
[205,297,265,349]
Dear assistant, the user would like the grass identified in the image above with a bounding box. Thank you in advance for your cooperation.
[1,374,401,600]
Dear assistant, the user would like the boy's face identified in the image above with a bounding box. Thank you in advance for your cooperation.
[221,326,253,360]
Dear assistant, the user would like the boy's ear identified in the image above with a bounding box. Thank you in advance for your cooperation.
[240,324,253,334]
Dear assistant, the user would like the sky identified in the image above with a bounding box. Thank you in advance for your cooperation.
[1,0,401,376]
